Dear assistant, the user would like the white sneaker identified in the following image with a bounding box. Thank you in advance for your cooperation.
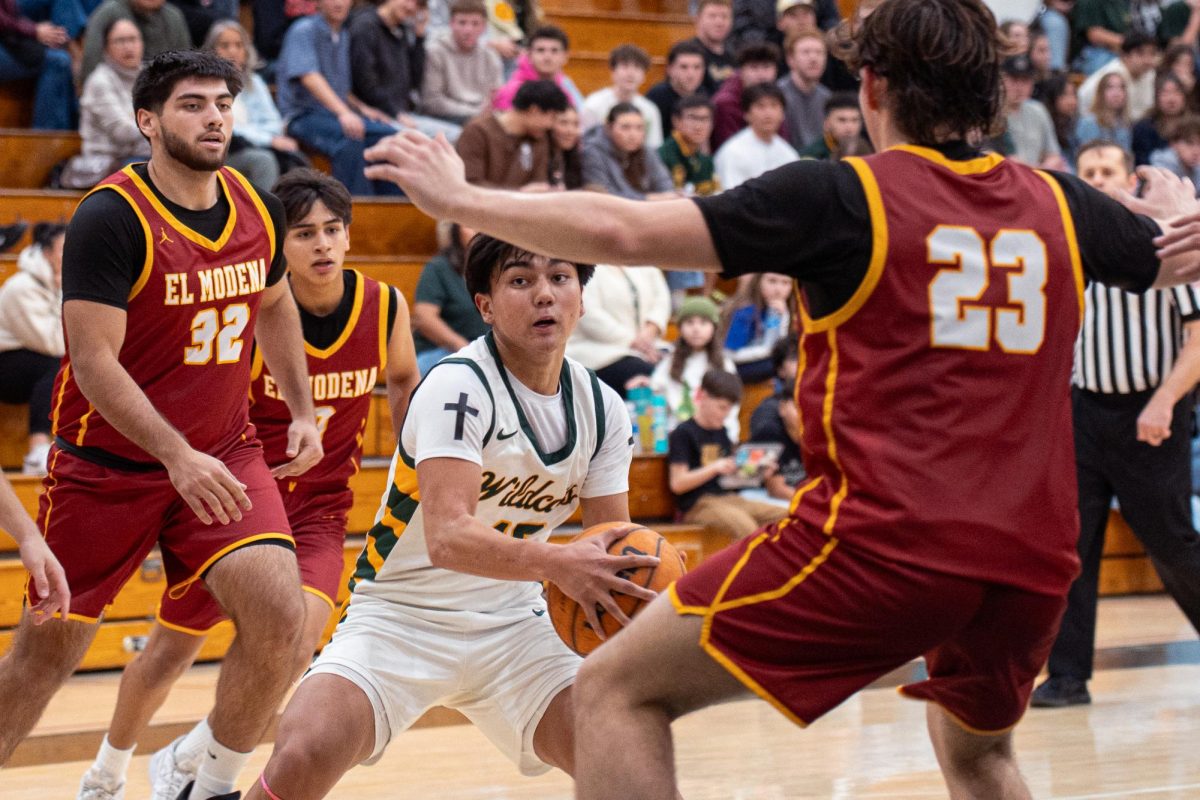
[77,767,125,800]
[21,442,50,476]
[149,736,197,800]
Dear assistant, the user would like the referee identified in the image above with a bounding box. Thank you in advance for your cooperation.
[1034,139,1200,707]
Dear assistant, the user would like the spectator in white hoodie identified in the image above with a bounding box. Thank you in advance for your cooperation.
[0,222,67,475]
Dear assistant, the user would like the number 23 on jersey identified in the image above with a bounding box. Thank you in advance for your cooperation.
[927,225,1047,355]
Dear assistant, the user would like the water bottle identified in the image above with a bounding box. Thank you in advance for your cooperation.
[626,400,643,455]
[651,393,669,454]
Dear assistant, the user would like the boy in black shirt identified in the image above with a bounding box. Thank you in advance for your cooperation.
[667,369,785,538]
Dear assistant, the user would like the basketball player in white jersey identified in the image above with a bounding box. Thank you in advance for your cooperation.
[244,234,654,800]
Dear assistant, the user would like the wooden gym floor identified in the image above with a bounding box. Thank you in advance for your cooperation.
[3,595,1198,798]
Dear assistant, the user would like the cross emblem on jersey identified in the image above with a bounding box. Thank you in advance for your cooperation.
[444,392,479,441]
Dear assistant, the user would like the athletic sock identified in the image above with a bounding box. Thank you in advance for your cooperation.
[91,735,134,782]
[192,736,252,799]
[175,718,213,772]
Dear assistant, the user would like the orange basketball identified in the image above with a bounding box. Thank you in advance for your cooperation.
[546,521,687,656]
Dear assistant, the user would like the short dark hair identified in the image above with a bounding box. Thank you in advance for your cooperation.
[1121,31,1158,54]
[609,43,651,71]
[463,233,594,297]
[672,93,714,118]
[448,0,486,17]
[1170,114,1200,143]
[771,335,799,375]
[512,79,569,112]
[528,24,569,50]
[667,39,706,65]
[824,91,859,116]
[1075,139,1133,172]
[606,101,642,125]
[734,42,780,68]
[839,0,1003,147]
[741,81,785,112]
[32,220,68,249]
[132,49,243,115]
[700,369,742,403]
[273,168,353,227]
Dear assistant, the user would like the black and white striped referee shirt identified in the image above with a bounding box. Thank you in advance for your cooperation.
[1073,283,1200,394]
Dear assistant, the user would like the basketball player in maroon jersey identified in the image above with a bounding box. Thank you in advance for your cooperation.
[74,169,419,800]
[0,51,322,800]
[362,1,1200,796]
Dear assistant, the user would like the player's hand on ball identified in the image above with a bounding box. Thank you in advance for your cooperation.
[548,522,660,639]
[19,537,70,623]
[165,447,252,525]
[363,130,465,219]
[272,420,324,479]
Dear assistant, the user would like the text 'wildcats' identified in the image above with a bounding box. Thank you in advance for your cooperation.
[479,471,579,514]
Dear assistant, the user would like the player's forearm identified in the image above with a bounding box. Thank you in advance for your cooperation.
[385,374,416,438]
[299,72,354,117]
[0,476,41,547]
[1153,323,1200,405]
[257,292,317,422]
[426,511,559,581]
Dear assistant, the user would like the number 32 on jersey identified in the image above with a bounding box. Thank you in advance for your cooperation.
[927,225,1047,354]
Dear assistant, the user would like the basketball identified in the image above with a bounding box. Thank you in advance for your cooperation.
[546,522,687,656]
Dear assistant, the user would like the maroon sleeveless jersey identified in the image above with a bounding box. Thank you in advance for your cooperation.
[249,271,392,487]
[51,166,276,462]
[789,146,1085,595]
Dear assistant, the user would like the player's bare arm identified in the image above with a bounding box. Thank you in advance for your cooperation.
[1137,318,1200,446]
[417,455,658,634]
[385,289,420,435]
[256,279,324,479]
[0,473,70,622]
[64,299,252,525]
[364,131,720,270]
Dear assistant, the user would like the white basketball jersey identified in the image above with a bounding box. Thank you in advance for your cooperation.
[346,334,630,625]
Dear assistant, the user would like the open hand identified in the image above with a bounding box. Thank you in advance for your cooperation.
[364,130,467,219]
[164,448,252,525]
[547,522,660,639]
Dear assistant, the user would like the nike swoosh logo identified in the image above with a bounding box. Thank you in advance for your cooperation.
[532,608,546,616]
[207,750,218,760]
[497,429,518,440]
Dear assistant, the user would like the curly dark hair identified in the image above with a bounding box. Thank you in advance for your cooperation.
[132,49,243,115]
[836,0,1002,146]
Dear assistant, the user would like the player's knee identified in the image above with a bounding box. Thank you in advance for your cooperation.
[574,650,627,714]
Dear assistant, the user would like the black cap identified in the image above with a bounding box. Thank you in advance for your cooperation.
[1001,55,1035,78]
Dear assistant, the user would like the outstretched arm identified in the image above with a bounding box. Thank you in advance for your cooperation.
[364,131,721,270]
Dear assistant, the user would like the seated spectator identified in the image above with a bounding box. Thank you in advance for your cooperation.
[0,222,67,476]
[714,82,798,189]
[646,40,707,138]
[348,0,462,141]
[730,0,837,54]
[687,0,733,95]
[1078,32,1158,122]
[566,262,670,398]
[999,54,1065,169]
[1035,0,1072,72]
[667,369,786,539]
[582,44,663,148]
[1028,25,1054,84]
[776,30,828,151]
[723,270,793,383]
[659,94,718,195]
[650,295,738,439]
[999,18,1029,54]
[412,222,490,374]
[1072,0,1126,75]
[492,25,584,110]
[1036,71,1080,166]
[548,105,583,189]
[420,0,502,125]
[1150,113,1200,186]
[1162,43,1196,94]
[276,0,402,196]
[81,0,191,82]
[711,42,780,149]
[483,0,535,67]
[1132,73,1188,166]
[0,0,76,130]
[1076,71,1132,151]
[168,0,236,48]
[581,103,675,199]
[799,91,869,161]
[748,337,803,501]
[457,78,565,188]
[60,18,149,189]
[204,20,308,188]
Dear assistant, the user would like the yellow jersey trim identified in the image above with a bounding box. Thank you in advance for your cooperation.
[165,532,295,600]
[802,157,888,333]
[377,280,391,369]
[820,330,847,536]
[75,405,94,447]
[896,689,1021,736]
[155,609,216,636]
[225,167,276,262]
[889,144,1005,175]
[50,364,70,435]
[1033,170,1087,323]
[306,270,365,359]
[80,183,156,301]
[124,165,238,252]
[302,584,337,612]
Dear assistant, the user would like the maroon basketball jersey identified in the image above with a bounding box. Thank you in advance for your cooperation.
[249,271,391,488]
[52,166,276,462]
[789,146,1085,595]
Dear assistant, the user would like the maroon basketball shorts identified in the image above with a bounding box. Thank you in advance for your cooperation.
[29,440,293,622]
[671,520,1067,733]
[158,484,352,633]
